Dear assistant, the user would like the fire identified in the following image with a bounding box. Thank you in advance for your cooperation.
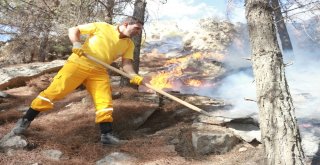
[149,72,173,89]
[171,66,183,76]
[149,66,184,89]
[165,57,188,66]
[165,52,203,66]
[192,52,202,60]
[185,79,202,87]
[148,51,219,90]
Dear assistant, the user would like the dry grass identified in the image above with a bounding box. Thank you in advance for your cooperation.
[26,73,55,92]
[0,73,265,165]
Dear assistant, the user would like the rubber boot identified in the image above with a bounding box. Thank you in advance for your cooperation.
[100,122,121,145]
[12,107,39,134]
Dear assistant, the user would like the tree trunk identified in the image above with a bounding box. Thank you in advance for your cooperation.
[120,0,146,87]
[106,0,115,24]
[38,30,49,62]
[97,0,115,24]
[132,0,146,73]
[271,0,293,54]
[245,0,305,164]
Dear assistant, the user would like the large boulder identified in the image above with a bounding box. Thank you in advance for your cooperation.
[0,60,65,90]
[192,123,240,155]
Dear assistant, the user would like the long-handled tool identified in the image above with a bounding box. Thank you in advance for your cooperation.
[84,54,214,117]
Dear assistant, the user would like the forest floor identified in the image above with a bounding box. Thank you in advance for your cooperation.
[0,53,267,165]
[0,75,265,164]
[0,54,315,165]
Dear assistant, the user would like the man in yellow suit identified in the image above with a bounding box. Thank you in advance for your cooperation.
[12,17,144,145]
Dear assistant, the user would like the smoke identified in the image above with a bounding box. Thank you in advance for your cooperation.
[150,17,320,157]
[206,23,258,118]
[287,52,320,156]
[143,19,319,123]
[286,49,320,118]
[211,21,320,118]
[213,22,320,156]
[211,70,258,118]
[222,23,252,70]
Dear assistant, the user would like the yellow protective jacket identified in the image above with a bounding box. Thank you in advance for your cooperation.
[30,22,135,123]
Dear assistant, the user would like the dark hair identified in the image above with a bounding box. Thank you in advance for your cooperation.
[121,16,144,25]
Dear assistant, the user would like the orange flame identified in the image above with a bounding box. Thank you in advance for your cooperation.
[171,66,183,76]
[192,52,202,60]
[185,79,202,87]
[148,52,221,90]
[149,66,184,90]
[165,57,188,66]
[165,52,204,66]
[149,72,173,89]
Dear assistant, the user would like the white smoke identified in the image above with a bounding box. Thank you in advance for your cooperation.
[212,70,258,118]
[213,22,320,118]
[214,22,320,156]
[287,57,320,118]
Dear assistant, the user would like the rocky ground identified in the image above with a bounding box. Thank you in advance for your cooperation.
[0,48,267,165]
[0,74,265,165]
[0,18,318,165]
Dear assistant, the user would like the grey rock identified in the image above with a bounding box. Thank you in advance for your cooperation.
[96,152,137,165]
[0,60,65,90]
[0,91,9,98]
[0,132,28,149]
[42,149,63,160]
[227,123,261,142]
[192,123,240,155]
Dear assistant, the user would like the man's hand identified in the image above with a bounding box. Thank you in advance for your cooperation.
[72,42,84,56]
[130,75,144,85]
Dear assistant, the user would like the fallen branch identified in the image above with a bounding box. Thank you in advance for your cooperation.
[244,97,257,102]
[241,57,251,61]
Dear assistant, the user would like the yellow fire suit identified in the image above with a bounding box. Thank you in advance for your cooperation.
[30,22,135,123]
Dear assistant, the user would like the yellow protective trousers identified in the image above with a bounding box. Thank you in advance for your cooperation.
[30,60,113,123]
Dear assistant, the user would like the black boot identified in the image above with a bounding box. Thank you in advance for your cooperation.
[99,122,120,145]
[12,107,39,134]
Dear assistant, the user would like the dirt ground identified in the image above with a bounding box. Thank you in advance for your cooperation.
[0,72,268,165]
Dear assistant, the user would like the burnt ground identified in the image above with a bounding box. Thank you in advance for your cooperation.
[0,52,270,165]
[0,73,267,165]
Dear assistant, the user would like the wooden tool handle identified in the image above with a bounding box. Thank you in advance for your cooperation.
[144,83,212,116]
[84,54,212,117]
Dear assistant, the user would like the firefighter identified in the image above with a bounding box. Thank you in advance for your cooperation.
[11,16,144,145]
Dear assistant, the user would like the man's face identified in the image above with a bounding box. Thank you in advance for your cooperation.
[123,23,143,37]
